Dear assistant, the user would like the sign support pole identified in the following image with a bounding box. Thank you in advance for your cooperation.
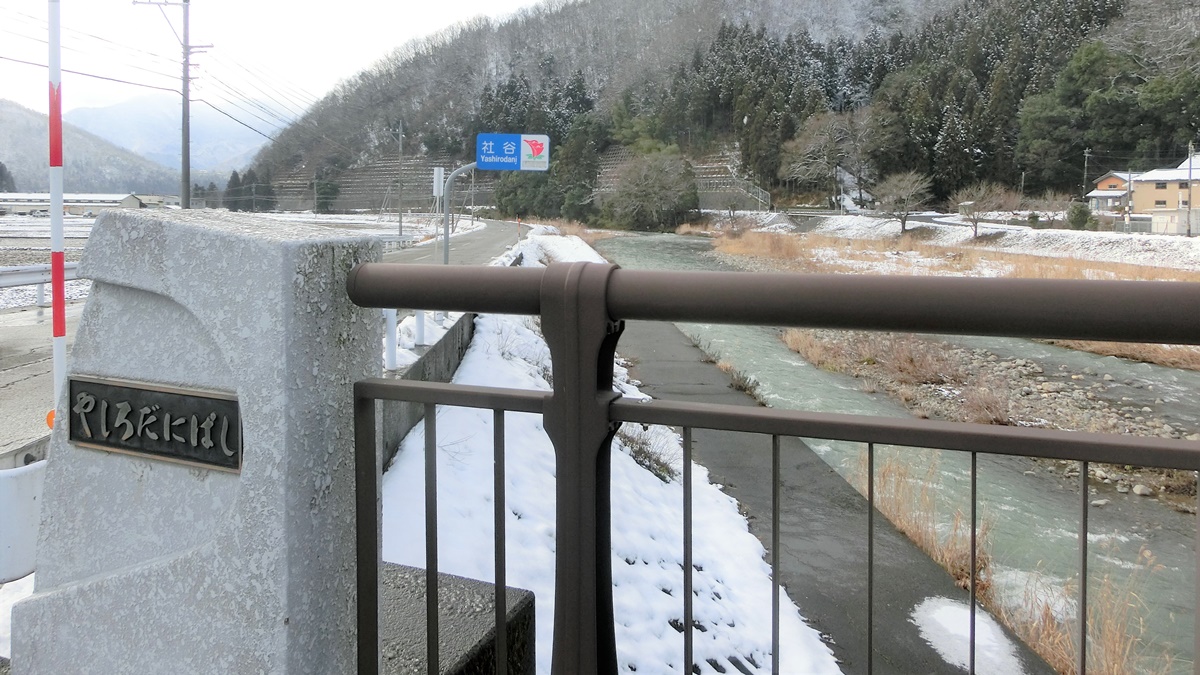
[442,163,476,265]
[48,0,66,409]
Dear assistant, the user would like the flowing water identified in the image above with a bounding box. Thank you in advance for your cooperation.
[595,233,1196,673]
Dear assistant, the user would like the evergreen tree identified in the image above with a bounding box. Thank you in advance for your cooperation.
[242,169,261,212]
[0,161,17,192]
[314,180,339,213]
[257,169,277,212]
[932,106,975,197]
[224,171,242,211]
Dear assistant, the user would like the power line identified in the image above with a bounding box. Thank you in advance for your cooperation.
[194,99,275,141]
[0,54,181,94]
[0,7,181,71]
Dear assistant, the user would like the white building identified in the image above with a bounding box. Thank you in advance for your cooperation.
[0,193,146,216]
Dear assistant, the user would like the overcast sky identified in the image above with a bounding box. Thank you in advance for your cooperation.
[0,0,545,118]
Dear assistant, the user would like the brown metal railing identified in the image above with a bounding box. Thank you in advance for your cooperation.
[349,261,1200,675]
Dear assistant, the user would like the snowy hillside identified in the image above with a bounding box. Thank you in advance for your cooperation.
[0,99,178,193]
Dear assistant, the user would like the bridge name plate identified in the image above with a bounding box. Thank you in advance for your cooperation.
[68,376,241,472]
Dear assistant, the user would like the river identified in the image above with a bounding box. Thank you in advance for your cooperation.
[595,232,1196,673]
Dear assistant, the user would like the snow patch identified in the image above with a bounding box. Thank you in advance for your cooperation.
[911,596,1025,674]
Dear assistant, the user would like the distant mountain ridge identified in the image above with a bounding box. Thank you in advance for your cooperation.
[64,95,279,173]
[0,99,179,194]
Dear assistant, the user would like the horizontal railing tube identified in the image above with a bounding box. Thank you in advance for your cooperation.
[347,263,544,314]
[347,263,1200,345]
[606,270,1200,344]
[610,399,1200,471]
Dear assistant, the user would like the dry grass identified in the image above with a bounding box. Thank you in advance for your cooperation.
[715,228,1200,282]
[551,220,616,246]
[789,325,1175,673]
[851,449,993,597]
[783,329,966,391]
[1045,340,1200,371]
[995,552,1172,675]
[854,447,1170,675]
[675,222,716,236]
[716,360,764,402]
[719,230,1200,370]
[615,425,679,483]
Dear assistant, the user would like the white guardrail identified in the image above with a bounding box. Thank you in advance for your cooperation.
[0,459,46,583]
[0,262,80,289]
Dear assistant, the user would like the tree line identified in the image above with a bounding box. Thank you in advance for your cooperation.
[248,0,1197,230]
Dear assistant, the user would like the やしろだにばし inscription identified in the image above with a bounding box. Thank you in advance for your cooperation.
[68,377,241,472]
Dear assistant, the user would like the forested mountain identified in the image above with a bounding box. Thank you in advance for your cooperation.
[0,100,179,194]
[255,0,953,176]
[253,0,1198,225]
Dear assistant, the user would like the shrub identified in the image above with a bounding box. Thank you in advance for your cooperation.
[1067,202,1092,230]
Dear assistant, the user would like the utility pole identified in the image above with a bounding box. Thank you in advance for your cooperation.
[403,120,408,236]
[1125,167,1132,233]
[1189,141,1194,238]
[1082,148,1092,200]
[134,0,209,209]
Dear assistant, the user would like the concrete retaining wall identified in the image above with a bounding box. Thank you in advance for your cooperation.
[380,313,476,468]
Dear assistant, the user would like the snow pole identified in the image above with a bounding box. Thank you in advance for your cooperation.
[48,0,66,413]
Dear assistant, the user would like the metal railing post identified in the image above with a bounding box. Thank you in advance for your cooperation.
[384,309,398,370]
[540,262,624,674]
[353,388,379,674]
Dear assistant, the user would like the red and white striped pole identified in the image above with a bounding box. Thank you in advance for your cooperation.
[48,0,66,411]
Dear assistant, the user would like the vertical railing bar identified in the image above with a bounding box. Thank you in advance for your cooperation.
[1079,460,1089,675]
[354,393,379,675]
[970,451,977,675]
[425,402,439,675]
[867,443,875,675]
[494,410,508,675]
[683,427,694,675]
[772,435,781,675]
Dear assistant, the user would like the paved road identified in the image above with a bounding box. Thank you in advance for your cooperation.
[0,219,527,455]
[0,303,85,457]
[383,218,527,264]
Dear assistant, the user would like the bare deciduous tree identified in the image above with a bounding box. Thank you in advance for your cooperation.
[779,112,847,200]
[950,182,1008,237]
[1032,190,1074,229]
[874,170,932,233]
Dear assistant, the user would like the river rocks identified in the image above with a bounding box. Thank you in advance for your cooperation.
[1133,484,1154,496]
[1091,499,1111,507]
[1117,484,1131,494]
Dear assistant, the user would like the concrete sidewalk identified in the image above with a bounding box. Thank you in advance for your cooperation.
[616,319,1053,675]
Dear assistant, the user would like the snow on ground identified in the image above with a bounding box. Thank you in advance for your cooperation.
[255,211,486,240]
[0,211,488,312]
[0,214,95,239]
[381,226,842,674]
[810,214,1200,272]
[911,597,1025,674]
[0,574,34,658]
[0,279,91,312]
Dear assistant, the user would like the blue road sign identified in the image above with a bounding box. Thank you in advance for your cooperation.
[476,133,550,171]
